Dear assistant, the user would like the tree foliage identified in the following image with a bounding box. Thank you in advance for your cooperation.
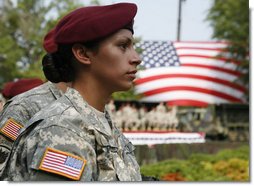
[206,0,249,87]
[0,0,141,101]
[0,0,83,87]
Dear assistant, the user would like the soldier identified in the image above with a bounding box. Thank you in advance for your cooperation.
[1,78,44,100]
[2,3,142,181]
[0,93,5,112]
[138,105,148,130]
[0,80,66,176]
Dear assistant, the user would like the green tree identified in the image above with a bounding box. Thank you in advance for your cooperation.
[0,0,141,101]
[206,0,249,90]
[0,0,83,87]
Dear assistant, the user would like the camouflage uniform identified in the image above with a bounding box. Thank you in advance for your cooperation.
[2,88,141,181]
[0,82,63,176]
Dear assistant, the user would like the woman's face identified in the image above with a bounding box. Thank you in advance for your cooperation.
[89,29,141,93]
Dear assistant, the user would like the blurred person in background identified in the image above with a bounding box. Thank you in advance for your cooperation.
[0,78,67,177]
[0,93,5,112]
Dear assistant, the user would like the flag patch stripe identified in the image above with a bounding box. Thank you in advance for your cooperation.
[39,147,86,180]
[0,118,23,140]
[42,162,80,176]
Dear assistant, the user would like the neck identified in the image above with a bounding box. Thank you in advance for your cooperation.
[55,82,68,93]
[72,77,111,112]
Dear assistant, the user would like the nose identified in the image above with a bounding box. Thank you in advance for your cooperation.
[130,50,141,65]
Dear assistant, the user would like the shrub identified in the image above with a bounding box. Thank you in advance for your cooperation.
[140,145,249,181]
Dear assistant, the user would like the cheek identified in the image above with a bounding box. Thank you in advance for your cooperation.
[101,57,126,75]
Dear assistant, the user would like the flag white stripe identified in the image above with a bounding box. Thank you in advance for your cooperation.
[124,132,205,145]
[179,56,238,70]
[137,67,238,81]
[140,91,229,103]
[135,78,244,98]
[125,132,203,138]
[176,49,228,57]
[173,42,228,49]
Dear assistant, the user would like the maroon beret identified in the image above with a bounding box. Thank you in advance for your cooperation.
[2,82,14,99]
[43,3,137,53]
[2,78,44,99]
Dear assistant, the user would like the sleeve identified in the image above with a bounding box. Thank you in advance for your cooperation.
[0,101,33,129]
[24,125,97,181]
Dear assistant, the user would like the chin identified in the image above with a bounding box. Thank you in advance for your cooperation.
[115,82,133,92]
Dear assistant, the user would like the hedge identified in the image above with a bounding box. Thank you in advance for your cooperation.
[140,145,249,181]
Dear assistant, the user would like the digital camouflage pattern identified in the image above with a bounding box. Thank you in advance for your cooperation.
[0,82,63,177]
[2,88,141,181]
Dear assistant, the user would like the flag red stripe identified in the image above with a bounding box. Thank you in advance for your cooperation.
[142,86,243,102]
[134,74,246,92]
[167,99,209,107]
[181,64,242,76]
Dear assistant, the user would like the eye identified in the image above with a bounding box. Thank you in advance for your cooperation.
[119,43,128,50]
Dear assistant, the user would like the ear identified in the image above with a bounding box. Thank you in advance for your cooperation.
[72,44,92,65]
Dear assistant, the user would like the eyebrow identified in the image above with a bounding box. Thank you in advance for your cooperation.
[118,36,134,44]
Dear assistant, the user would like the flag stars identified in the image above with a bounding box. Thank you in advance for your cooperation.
[138,41,180,68]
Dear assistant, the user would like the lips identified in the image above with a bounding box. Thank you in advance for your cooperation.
[127,70,137,74]
[126,70,137,80]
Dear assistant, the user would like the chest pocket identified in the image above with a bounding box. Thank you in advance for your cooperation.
[113,135,141,181]
[121,139,140,171]
[95,133,118,181]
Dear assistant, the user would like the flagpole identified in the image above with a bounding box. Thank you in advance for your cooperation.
[177,0,185,41]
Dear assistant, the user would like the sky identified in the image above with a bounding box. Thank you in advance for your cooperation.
[82,0,214,41]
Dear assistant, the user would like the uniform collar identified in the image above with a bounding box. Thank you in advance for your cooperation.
[64,88,112,137]
[48,81,63,99]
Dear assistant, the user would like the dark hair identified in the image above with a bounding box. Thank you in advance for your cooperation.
[42,40,101,83]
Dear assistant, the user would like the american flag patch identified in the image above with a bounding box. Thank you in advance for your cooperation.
[39,147,86,180]
[0,118,23,141]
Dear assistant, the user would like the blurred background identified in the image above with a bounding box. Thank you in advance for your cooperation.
[0,0,250,182]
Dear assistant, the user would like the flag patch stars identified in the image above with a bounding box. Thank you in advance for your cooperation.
[39,147,86,180]
[0,118,24,141]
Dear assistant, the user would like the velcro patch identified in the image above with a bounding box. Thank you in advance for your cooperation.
[39,147,86,180]
[0,118,23,141]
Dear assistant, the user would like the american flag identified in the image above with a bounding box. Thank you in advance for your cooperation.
[39,148,86,180]
[134,41,247,106]
[0,118,23,140]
